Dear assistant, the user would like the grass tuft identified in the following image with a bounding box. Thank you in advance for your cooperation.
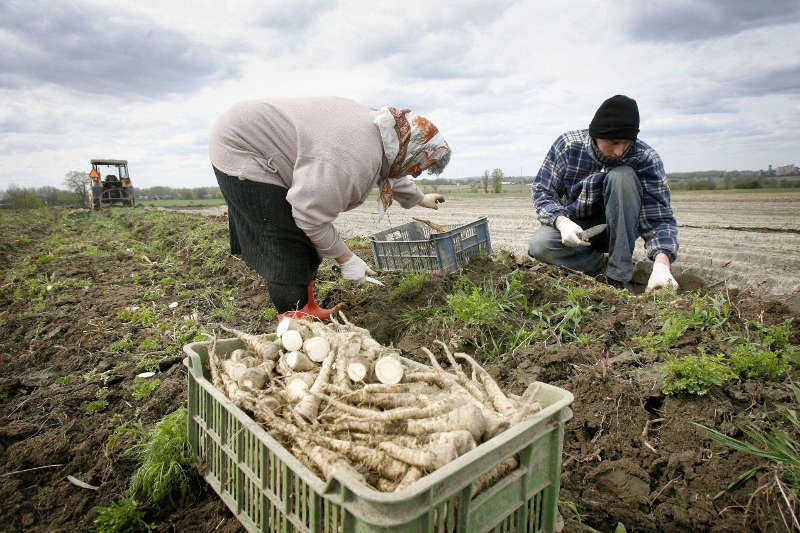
[124,407,194,504]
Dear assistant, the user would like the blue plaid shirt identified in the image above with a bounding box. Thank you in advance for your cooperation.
[532,129,679,262]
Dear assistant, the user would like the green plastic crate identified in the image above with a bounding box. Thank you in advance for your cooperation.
[369,217,492,273]
[184,338,573,532]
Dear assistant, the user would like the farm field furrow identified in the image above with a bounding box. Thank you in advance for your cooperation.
[2,208,799,533]
[329,193,800,304]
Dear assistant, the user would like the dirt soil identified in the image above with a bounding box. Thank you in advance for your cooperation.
[1,208,799,532]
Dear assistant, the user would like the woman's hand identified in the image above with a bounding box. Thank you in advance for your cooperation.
[419,194,445,209]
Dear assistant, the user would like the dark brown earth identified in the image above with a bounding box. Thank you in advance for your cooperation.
[1,208,798,532]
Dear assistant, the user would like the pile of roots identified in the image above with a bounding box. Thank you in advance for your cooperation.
[209,313,542,493]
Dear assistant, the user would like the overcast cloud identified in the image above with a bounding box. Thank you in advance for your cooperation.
[1,0,798,190]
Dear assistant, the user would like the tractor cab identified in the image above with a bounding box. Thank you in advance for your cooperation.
[89,159,135,208]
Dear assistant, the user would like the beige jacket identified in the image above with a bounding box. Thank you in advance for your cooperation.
[209,97,425,259]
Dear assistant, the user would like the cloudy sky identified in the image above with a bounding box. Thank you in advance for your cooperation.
[1,0,799,190]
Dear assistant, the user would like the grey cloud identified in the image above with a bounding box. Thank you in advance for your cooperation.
[656,63,800,116]
[353,1,515,81]
[0,1,240,97]
[255,0,336,32]
[734,64,800,97]
[625,0,800,42]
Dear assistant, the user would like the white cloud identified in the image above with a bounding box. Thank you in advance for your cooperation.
[1,0,799,191]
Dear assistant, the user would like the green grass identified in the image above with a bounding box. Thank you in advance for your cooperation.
[390,271,429,300]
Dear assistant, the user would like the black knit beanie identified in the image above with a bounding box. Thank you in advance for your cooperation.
[589,95,640,140]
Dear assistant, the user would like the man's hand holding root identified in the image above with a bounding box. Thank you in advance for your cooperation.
[555,216,590,247]
[419,194,445,209]
[646,254,679,294]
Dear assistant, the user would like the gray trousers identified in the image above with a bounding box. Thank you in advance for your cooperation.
[528,166,642,282]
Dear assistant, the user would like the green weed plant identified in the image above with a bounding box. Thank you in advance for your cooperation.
[132,377,161,401]
[662,352,737,395]
[636,292,730,350]
[125,407,194,504]
[728,342,789,379]
[117,306,156,326]
[91,497,153,532]
[390,271,429,300]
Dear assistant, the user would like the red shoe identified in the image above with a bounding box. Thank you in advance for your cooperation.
[277,282,343,322]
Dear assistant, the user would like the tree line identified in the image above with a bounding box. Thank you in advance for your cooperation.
[3,166,798,209]
[1,171,223,209]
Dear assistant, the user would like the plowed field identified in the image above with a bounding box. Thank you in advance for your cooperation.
[1,196,799,532]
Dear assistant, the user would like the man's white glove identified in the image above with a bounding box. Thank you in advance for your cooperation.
[646,262,679,294]
[555,216,590,247]
[419,193,445,209]
[338,253,376,283]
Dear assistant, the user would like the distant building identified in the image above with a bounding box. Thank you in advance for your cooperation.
[775,164,800,176]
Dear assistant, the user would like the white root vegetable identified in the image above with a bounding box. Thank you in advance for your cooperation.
[379,430,476,470]
[339,338,362,359]
[230,348,249,363]
[328,403,486,441]
[374,354,404,385]
[281,329,304,352]
[212,317,533,494]
[284,350,316,372]
[473,457,518,497]
[306,445,364,482]
[220,325,281,361]
[455,352,517,417]
[303,336,331,363]
[395,466,424,491]
[311,434,409,480]
[352,381,437,396]
[275,316,296,337]
[293,351,335,421]
[428,343,488,404]
[346,356,373,383]
[285,372,317,403]
[252,406,364,483]
[207,335,222,389]
[322,385,436,409]
[315,392,458,422]
[509,382,542,425]
[333,311,371,335]
[222,360,248,382]
[407,404,486,440]
[238,366,268,389]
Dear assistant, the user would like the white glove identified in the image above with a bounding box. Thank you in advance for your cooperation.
[646,262,679,293]
[555,216,590,247]
[419,193,445,209]
[338,253,376,283]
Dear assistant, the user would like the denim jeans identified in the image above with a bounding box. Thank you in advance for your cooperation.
[528,166,642,282]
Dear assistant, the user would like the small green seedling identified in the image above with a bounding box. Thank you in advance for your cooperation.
[132,376,161,401]
[91,497,153,533]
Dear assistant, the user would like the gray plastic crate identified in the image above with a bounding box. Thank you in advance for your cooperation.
[369,217,492,273]
[184,337,573,532]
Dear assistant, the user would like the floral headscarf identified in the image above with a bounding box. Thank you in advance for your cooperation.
[374,107,451,211]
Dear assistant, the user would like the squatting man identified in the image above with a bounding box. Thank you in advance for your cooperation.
[528,94,679,293]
